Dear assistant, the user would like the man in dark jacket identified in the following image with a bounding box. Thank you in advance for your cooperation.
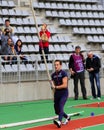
[86,51,101,100]
[1,37,13,60]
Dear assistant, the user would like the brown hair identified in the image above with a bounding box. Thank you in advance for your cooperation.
[54,60,62,65]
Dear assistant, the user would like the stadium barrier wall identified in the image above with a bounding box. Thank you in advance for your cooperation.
[0,55,104,103]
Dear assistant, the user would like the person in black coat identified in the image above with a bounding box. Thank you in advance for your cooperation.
[86,51,101,100]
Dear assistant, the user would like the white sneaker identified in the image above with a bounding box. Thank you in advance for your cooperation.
[62,116,71,125]
[53,120,61,128]
[62,119,68,125]
[97,97,101,100]
[67,116,71,121]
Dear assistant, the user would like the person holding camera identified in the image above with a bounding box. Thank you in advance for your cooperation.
[1,19,14,47]
[39,24,51,63]
[2,19,14,35]
[1,28,13,47]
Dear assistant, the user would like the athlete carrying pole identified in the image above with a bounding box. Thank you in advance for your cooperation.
[51,60,71,128]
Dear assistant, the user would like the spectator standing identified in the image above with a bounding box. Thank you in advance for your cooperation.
[39,24,51,63]
[9,43,17,64]
[86,51,101,100]
[51,60,70,128]
[42,23,47,30]
[68,46,87,100]
[2,19,14,35]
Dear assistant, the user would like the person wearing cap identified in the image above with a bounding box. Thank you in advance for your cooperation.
[68,46,87,100]
[86,51,101,100]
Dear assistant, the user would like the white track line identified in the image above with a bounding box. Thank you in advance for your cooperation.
[0,111,84,128]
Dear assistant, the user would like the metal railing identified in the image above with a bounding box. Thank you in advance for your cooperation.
[0,54,104,84]
[0,54,55,83]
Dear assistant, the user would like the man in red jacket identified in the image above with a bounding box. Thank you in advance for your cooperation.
[39,24,51,63]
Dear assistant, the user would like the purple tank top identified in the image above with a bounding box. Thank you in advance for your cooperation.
[72,54,84,72]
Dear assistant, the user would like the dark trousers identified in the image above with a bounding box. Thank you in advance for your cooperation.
[54,90,68,121]
[89,72,101,98]
[73,71,87,98]
[39,47,49,63]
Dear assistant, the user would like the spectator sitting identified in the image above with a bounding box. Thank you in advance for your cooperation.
[1,37,13,61]
[1,38,12,60]
[15,39,28,64]
[9,43,17,64]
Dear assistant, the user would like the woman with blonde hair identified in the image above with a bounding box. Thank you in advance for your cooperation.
[39,24,51,63]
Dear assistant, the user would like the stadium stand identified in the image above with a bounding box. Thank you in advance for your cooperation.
[0,0,104,82]
[0,0,104,103]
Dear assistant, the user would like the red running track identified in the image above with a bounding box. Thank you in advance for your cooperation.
[25,115,104,130]
[75,102,104,108]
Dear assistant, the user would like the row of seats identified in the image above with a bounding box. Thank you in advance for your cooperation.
[2,64,35,72]
[73,27,104,35]
[2,60,104,73]
[39,0,97,4]
[14,26,57,35]
[18,35,71,44]
[1,9,29,17]
[34,2,104,11]
[21,43,85,54]
[29,53,71,61]
[26,54,70,61]
[87,35,104,43]
[2,48,104,72]
[37,0,104,44]
[1,62,68,72]
[22,44,74,53]
[59,19,104,27]
[0,0,15,8]
[0,17,43,26]
[46,10,104,19]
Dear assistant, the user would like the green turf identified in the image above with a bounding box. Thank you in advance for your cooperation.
[0,96,103,130]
